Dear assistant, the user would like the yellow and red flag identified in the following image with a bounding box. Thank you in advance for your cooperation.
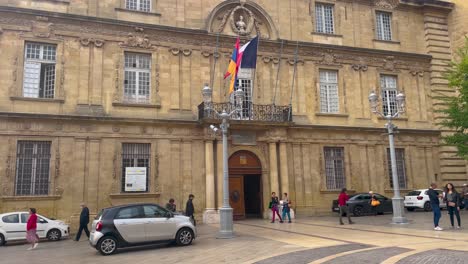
[224,37,240,94]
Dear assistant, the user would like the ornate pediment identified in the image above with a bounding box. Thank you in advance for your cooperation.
[207,1,278,40]
[374,0,399,10]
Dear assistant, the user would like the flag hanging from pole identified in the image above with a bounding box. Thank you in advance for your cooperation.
[224,37,240,94]
[239,36,259,69]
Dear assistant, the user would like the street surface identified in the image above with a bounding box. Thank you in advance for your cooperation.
[1,211,468,264]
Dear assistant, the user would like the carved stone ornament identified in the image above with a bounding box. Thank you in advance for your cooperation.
[383,56,396,71]
[55,186,64,196]
[262,56,280,64]
[32,17,54,38]
[319,50,340,66]
[409,68,424,77]
[374,0,399,10]
[80,38,105,48]
[112,125,120,133]
[229,5,255,36]
[120,33,153,49]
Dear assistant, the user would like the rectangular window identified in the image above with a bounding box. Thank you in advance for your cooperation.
[125,0,151,12]
[15,141,51,196]
[387,148,407,189]
[376,11,392,41]
[23,43,57,98]
[124,52,151,104]
[324,147,345,190]
[319,70,339,113]
[381,75,398,116]
[121,143,150,192]
[315,3,334,34]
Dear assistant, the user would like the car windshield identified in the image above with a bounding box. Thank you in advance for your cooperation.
[407,191,421,196]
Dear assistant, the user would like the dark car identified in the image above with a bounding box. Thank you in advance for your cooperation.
[332,193,393,217]
[89,203,196,255]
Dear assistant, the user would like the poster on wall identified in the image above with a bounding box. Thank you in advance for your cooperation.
[125,167,147,192]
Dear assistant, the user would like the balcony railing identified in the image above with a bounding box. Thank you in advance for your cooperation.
[198,102,293,123]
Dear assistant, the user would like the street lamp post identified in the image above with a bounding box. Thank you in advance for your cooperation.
[202,83,244,238]
[368,91,408,224]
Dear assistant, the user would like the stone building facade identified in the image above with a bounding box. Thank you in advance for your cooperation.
[0,0,466,227]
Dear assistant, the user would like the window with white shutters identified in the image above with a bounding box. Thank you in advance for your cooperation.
[121,143,150,192]
[126,0,151,12]
[324,147,346,190]
[15,141,51,196]
[23,43,57,98]
[376,12,392,41]
[381,75,398,116]
[315,3,335,34]
[124,53,151,104]
[387,148,407,189]
[319,70,339,113]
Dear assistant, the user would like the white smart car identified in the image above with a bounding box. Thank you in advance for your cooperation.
[0,212,69,246]
[404,189,446,211]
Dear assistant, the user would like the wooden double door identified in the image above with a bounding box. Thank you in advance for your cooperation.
[229,174,262,219]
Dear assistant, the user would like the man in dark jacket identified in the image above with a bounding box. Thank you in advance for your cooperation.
[427,183,443,231]
[75,202,90,241]
[185,194,196,226]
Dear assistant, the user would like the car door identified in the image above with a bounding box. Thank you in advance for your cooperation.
[36,215,49,238]
[376,194,393,212]
[143,205,176,242]
[360,194,372,214]
[113,206,147,244]
[2,214,24,240]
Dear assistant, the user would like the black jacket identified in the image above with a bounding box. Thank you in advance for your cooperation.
[427,189,440,205]
[79,207,89,225]
[444,191,462,207]
[185,199,194,216]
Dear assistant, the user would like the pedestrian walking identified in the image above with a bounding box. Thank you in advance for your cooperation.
[26,208,39,250]
[166,198,177,212]
[338,188,354,225]
[462,183,468,211]
[444,183,462,229]
[185,194,196,226]
[428,183,443,231]
[281,193,292,223]
[369,191,380,216]
[269,192,283,223]
[75,203,90,241]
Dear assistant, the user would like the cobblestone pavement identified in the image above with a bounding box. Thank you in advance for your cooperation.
[0,211,467,264]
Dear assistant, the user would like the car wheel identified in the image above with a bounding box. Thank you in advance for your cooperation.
[47,229,61,241]
[0,234,5,246]
[176,228,194,246]
[98,236,118,256]
[407,208,415,212]
[423,202,432,212]
[353,206,364,217]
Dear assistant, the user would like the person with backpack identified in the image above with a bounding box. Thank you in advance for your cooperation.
[444,183,461,229]
[428,183,443,231]
[338,188,354,225]
[281,193,292,223]
[269,192,283,223]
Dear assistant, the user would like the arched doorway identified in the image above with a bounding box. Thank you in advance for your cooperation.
[229,150,262,219]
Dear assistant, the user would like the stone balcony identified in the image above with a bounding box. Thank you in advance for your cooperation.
[198,102,293,123]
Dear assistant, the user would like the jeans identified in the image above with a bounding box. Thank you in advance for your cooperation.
[432,204,441,227]
[75,223,90,241]
[448,206,461,227]
[464,198,468,210]
[339,205,352,224]
[282,207,291,222]
[271,206,282,222]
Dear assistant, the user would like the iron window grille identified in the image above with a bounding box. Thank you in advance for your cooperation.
[124,52,151,104]
[125,0,151,12]
[15,141,51,196]
[319,70,339,113]
[23,42,57,99]
[381,75,398,116]
[121,143,151,192]
[315,3,335,34]
[376,11,392,41]
[324,147,346,190]
[387,148,407,189]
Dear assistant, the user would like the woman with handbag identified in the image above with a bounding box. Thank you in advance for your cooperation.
[270,192,283,223]
[444,183,461,229]
[369,191,380,216]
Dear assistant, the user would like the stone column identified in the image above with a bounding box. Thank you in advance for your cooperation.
[269,142,279,195]
[279,142,289,195]
[203,140,218,223]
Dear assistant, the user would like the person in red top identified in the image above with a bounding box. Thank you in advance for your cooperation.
[26,208,39,250]
[338,188,354,225]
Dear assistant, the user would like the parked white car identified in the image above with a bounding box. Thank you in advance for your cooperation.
[404,189,446,211]
[0,212,69,246]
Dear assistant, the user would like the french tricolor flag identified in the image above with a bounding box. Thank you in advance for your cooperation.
[239,36,259,69]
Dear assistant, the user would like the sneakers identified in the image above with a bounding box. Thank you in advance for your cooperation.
[349,221,355,225]
[27,247,33,251]
[33,243,38,249]
[280,221,284,223]
[434,226,443,231]
[288,221,292,223]
[456,226,461,229]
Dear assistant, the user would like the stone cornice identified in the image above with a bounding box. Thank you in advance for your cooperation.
[0,5,432,70]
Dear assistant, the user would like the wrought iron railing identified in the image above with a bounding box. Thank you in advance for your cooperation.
[198,102,293,123]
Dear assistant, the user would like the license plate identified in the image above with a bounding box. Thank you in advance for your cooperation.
[406,203,413,205]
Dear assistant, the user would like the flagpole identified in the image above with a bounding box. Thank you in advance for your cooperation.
[210,32,220,92]
[250,34,260,119]
[272,39,284,106]
[288,41,299,120]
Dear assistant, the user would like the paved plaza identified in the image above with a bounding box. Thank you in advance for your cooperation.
[1,211,468,264]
